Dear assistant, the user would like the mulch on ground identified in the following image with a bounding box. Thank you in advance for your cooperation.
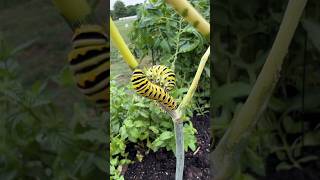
[124,114,211,180]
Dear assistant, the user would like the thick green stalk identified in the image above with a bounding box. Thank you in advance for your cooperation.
[174,122,184,180]
[212,0,307,179]
[165,0,210,38]
[110,18,139,69]
[166,46,210,180]
[178,47,210,112]
[52,0,93,29]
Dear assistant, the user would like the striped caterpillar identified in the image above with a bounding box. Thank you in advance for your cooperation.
[131,65,177,111]
[68,24,109,111]
[146,65,176,91]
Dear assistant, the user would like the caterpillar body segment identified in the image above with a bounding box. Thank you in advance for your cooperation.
[71,25,108,48]
[68,24,109,111]
[146,65,176,92]
[131,69,177,111]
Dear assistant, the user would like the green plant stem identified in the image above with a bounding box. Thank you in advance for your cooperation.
[162,46,210,180]
[165,0,210,38]
[212,0,307,179]
[171,18,184,69]
[174,121,184,180]
[178,47,210,112]
[52,0,93,30]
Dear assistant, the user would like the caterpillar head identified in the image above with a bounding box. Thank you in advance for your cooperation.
[146,65,176,92]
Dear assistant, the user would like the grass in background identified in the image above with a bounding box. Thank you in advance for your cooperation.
[110,18,136,84]
[111,18,152,85]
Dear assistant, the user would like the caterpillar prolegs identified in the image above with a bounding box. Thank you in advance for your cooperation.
[131,65,177,111]
[68,24,110,111]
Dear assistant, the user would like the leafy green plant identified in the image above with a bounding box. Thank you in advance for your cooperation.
[130,0,210,91]
[110,80,197,180]
[0,36,107,179]
[110,1,210,179]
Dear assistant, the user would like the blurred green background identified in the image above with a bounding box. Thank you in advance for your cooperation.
[213,0,320,179]
[0,0,107,179]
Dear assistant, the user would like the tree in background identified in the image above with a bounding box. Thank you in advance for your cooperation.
[126,4,139,16]
[113,0,127,19]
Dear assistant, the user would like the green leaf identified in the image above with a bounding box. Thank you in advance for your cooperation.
[124,119,134,128]
[128,128,140,142]
[94,156,107,172]
[119,126,128,139]
[77,130,106,143]
[283,116,302,134]
[212,82,251,107]
[188,142,196,151]
[276,162,293,171]
[134,120,145,127]
[303,19,320,52]
[244,148,265,176]
[138,111,149,118]
[149,126,159,134]
[53,66,74,86]
[178,39,200,53]
[303,131,320,146]
[160,39,171,53]
[297,155,318,163]
[31,80,47,95]
[159,131,174,141]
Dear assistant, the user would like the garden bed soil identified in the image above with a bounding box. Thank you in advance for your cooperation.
[124,114,211,180]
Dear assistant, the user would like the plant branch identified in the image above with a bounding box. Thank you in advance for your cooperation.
[212,0,308,179]
[52,0,93,29]
[178,46,210,113]
[165,0,210,38]
[110,18,139,69]
[162,46,210,180]
[52,0,91,22]
[174,121,184,180]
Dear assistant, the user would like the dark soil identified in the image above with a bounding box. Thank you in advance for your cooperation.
[124,114,211,180]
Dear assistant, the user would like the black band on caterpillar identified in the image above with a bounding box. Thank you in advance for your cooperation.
[131,69,177,110]
[68,24,109,111]
[146,65,176,92]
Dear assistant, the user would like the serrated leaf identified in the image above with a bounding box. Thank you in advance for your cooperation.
[159,131,174,141]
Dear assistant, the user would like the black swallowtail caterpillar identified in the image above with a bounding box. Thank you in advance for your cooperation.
[131,65,177,111]
[68,24,109,111]
[146,65,176,91]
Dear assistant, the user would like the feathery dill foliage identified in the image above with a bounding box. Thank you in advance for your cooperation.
[0,38,107,179]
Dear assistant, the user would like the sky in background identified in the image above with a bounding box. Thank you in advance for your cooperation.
[110,0,145,10]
